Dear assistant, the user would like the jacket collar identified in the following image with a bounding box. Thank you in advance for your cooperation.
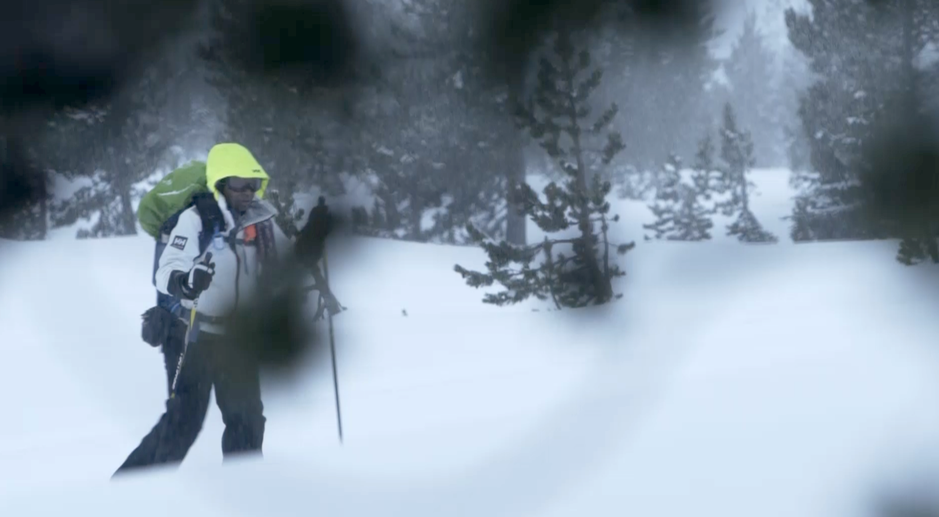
[216,194,277,231]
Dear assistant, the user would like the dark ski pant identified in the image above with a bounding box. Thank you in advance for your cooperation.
[114,330,266,475]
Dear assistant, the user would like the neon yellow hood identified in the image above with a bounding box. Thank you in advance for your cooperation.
[205,143,270,199]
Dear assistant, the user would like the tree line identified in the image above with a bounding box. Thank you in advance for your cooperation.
[4,0,938,308]
[0,0,786,246]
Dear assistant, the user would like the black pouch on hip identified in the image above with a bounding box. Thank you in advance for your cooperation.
[141,306,176,347]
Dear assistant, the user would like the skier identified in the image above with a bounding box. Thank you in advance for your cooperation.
[295,196,343,317]
[140,185,226,396]
[138,159,230,396]
[114,143,292,475]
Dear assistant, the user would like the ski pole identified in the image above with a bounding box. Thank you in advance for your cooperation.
[169,252,212,399]
[323,245,344,443]
[169,296,198,399]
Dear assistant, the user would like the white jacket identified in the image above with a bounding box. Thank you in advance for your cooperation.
[156,195,292,333]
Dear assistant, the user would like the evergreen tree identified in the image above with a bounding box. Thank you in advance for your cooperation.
[0,138,50,240]
[454,28,633,309]
[716,103,776,243]
[44,50,175,238]
[783,123,811,172]
[643,153,713,241]
[644,154,681,240]
[778,45,812,172]
[860,112,939,267]
[360,148,448,241]
[724,11,784,167]
[692,131,722,195]
[350,0,522,245]
[896,236,939,265]
[200,0,347,237]
[613,2,722,169]
[786,0,939,243]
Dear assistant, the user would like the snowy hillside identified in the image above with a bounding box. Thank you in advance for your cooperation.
[3,169,939,516]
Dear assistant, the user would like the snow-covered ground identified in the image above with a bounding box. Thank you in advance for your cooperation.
[3,169,939,516]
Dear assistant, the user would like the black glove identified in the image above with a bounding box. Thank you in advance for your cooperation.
[170,252,215,300]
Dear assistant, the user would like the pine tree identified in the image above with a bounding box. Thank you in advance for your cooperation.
[724,11,784,167]
[896,237,939,265]
[716,103,776,243]
[362,150,448,241]
[201,0,345,236]
[0,138,50,240]
[786,0,885,242]
[778,45,812,172]
[351,0,519,245]
[786,0,939,243]
[454,28,634,309]
[692,131,721,196]
[643,153,713,241]
[644,154,682,240]
[614,2,722,169]
[783,123,811,172]
[44,49,175,238]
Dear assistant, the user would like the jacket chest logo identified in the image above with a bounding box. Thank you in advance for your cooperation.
[171,235,188,250]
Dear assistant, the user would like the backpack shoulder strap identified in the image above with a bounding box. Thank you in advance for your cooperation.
[192,192,225,254]
[158,193,224,254]
[153,195,225,313]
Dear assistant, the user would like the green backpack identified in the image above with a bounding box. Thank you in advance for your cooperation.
[137,160,210,238]
[138,160,226,324]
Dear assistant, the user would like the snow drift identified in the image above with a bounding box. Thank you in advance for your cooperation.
[2,170,939,516]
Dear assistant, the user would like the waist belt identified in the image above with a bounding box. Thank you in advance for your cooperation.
[178,307,229,327]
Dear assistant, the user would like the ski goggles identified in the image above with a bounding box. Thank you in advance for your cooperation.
[225,177,263,193]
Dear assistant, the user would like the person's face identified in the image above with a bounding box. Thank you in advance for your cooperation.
[222,177,261,214]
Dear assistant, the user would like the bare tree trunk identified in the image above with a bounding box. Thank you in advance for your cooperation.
[505,131,527,246]
[410,203,423,241]
[901,0,933,253]
[740,171,750,213]
[543,237,561,309]
[39,193,48,240]
[109,150,138,236]
[601,212,610,278]
[120,187,137,235]
[501,79,528,247]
